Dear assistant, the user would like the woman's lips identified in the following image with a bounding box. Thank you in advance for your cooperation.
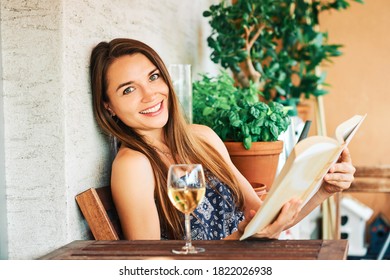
[139,101,163,115]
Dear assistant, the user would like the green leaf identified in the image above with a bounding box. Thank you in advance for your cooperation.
[219,103,231,110]
[261,129,271,142]
[202,107,214,116]
[250,106,260,118]
[275,85,286,95]
[243,136,252,150]
[269,123,279,139]
[313,89,329,96]
[250,124,261,135]
[231,119,242,127]
[202,11,212,17]
[242,124,250,137]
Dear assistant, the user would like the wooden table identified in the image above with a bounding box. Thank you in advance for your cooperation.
[39,239,348,260]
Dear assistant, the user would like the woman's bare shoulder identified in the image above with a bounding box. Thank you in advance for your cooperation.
[190,124,229,155]
[190,124,220,141]
[113,147,150,167]
[111,147,154,190]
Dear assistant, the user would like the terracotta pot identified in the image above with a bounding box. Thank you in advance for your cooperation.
[224,141,283,190]
[251,182,268,201]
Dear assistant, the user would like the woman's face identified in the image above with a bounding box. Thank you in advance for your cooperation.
[105,53,169,135]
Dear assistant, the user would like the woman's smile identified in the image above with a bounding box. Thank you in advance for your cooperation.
[139,101,163,115]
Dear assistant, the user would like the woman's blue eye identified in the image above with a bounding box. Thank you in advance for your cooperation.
[123,86,135,95]
[150,73,159,81]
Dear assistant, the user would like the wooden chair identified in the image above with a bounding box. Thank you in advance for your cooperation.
[76,186,123,240]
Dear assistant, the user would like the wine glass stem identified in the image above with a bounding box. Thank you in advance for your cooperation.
[184,213,192,249]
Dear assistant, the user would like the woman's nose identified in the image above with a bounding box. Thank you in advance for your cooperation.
[140,84,157,102]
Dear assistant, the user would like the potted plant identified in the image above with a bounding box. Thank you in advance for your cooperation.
[193,70,290,188]
[202,0,363,116]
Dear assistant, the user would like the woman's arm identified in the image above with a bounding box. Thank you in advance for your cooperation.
[110,148,161,240]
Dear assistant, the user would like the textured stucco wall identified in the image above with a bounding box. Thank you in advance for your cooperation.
[0,4,8,260]
[0,0,216,259]
[1,0,66,260]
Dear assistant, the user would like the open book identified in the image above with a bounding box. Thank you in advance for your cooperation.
[240,114,367,241]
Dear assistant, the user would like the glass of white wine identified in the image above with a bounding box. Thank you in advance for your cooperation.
[167,164,206,254]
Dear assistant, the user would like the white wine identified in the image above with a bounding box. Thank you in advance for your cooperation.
[168,187,205,214]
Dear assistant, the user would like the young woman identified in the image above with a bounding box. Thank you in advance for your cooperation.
[90,38,356,240]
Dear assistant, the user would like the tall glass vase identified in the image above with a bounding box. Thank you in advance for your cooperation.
[168,64,193,123]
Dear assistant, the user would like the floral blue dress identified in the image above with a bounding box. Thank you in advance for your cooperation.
[189,170,245,240]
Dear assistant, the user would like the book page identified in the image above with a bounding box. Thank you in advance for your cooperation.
[334,114,367,144]
[240,137,340,240]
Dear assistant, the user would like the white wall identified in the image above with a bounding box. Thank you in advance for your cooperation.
[0,4,8,260]
[0,0,216,259]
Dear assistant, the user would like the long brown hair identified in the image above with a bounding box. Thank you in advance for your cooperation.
[90,38,244,239]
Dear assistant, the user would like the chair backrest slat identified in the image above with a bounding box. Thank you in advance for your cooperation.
[76,187,122,240]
